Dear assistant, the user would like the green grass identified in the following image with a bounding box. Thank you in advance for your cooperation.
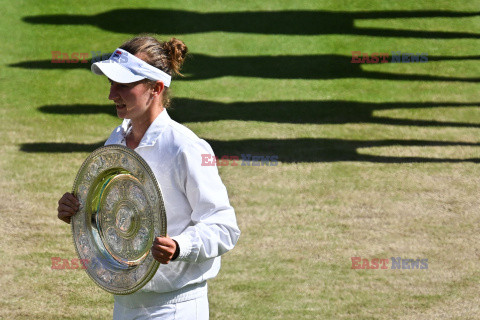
[2,0,480,319]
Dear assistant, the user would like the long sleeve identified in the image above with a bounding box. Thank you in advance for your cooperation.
[171,139,240,263]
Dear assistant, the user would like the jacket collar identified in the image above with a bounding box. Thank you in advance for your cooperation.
[117,109,171,148]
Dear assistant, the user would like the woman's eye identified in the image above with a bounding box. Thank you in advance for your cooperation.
[110,81,128,88]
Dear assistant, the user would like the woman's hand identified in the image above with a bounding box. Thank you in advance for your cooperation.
[57,192,80,224]
[151,236,179,264]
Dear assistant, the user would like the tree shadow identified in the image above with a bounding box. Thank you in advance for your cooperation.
[19,139,480,163]
[22,9,480,38]
[10,54,480,82]
[37,99,480,128]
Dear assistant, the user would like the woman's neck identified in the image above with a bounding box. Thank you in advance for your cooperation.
[126,107,164,150]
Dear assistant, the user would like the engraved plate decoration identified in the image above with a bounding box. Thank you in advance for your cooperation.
[71,144,166,295]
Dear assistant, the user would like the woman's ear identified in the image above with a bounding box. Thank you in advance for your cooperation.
[153,80,165,96]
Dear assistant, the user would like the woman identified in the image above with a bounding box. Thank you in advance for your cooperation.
[57,36,240,319]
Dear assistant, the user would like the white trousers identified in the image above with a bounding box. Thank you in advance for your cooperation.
[113,294,209,320]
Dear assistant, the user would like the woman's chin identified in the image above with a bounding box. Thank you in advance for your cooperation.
[116,107,128,118]
[116,112,128,119]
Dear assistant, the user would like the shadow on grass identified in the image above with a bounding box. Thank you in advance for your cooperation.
[22,9,480,38]
[19,139,480,163]
[20,142,106,153]
[38,100,480,128]
[10,54,480,82]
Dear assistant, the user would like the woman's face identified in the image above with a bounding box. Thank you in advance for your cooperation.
[108,79,154,121]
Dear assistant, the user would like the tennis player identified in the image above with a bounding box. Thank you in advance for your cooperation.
[57,36,240,320]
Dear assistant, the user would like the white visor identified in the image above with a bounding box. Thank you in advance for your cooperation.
[91,48,172,87]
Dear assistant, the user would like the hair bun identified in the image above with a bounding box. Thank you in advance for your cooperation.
[163,38,188,76]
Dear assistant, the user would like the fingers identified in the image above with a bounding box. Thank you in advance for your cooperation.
[151,237,177,264]
[57,205,75,224]
[151,247,174,264]
[153,236,174,246]
[58,203,77,216]
[59,193,79,208]
[151,248,173,264]
[57,192,80,224]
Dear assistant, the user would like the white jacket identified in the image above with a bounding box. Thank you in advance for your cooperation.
[104,109,240,294]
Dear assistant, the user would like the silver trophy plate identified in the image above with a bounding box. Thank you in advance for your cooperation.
[71,145,166,295]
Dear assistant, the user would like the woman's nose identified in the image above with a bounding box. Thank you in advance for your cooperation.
[108,84,118,101]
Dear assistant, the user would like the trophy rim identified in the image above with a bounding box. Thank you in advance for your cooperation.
[70,144,166,295]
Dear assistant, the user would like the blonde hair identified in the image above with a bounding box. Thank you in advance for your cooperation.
[120,36,188,108]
